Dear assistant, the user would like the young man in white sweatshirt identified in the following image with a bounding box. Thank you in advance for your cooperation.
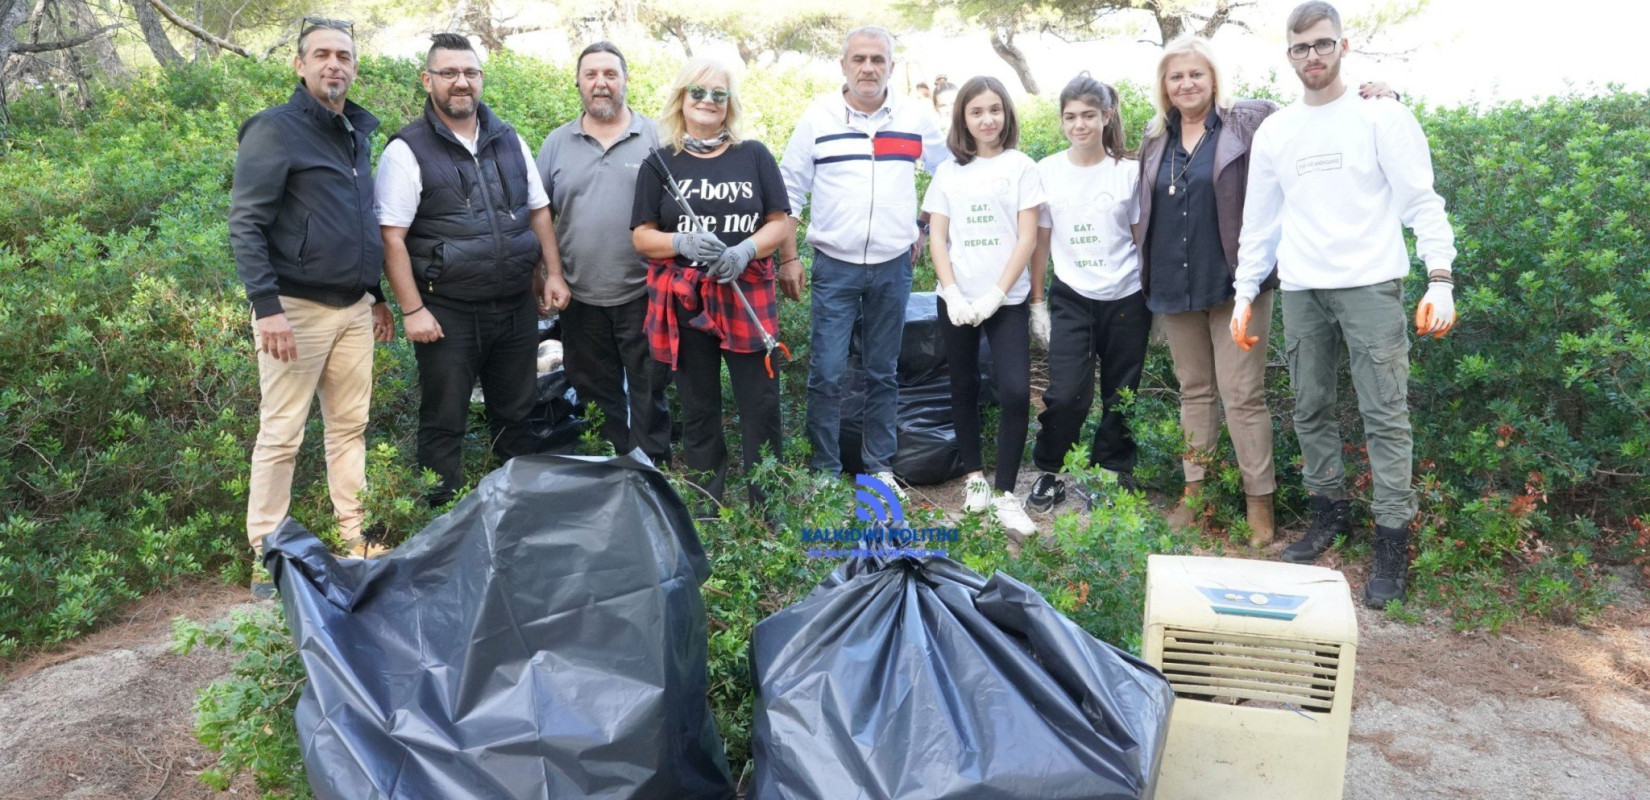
[1229,1,1458,608]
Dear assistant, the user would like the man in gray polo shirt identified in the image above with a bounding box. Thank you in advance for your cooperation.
[536,41,669,463]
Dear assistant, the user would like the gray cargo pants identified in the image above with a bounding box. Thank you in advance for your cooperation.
[1281,279,1417,528]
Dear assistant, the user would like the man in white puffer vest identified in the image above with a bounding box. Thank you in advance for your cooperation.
[777,26,948,496]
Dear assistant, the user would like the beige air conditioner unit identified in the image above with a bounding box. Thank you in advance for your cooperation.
[1142,555,1358,800]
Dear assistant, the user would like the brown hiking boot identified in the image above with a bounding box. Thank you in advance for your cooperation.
[1246,493,1275,547]
[1166,480,1205,531]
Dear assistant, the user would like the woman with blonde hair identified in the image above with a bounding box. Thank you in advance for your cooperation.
[1135,35,1392,547]
[632,58,791,504]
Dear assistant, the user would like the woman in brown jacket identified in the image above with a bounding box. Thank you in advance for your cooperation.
[1136,34,1390,544]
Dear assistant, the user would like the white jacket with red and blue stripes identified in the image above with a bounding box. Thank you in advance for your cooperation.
[779,89,949,265]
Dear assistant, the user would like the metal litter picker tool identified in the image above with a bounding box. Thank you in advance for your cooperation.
[645,150,792,378]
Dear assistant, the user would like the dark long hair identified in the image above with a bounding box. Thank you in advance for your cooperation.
[1058,72,1130,160]
[946,76,1018,166]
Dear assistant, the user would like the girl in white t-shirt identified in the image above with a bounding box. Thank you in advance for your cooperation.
[921,75,1046,537]
[1025,74,1153,514]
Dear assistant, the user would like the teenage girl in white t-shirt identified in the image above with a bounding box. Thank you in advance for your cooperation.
[1025,74,1153,513]
[921,75,1046,537]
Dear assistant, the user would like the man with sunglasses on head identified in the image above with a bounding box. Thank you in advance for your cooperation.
[377,33,568,507]
[777,26,948,495]
[535,42,671,465]
[231,17,393,595]
[1230,1,1458,609]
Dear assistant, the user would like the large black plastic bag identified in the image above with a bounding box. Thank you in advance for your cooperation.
[837,292,966,484]
[749,554,1174,800]
[262,455,735,800]
[530,368,587,454]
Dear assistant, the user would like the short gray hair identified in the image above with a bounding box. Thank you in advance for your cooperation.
[1287,1,1342,36]
[840,26,895,60]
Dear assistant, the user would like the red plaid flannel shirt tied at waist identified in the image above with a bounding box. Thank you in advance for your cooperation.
[645,256,779,369]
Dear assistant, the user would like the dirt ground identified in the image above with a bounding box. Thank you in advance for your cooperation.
[3,511,1648,800]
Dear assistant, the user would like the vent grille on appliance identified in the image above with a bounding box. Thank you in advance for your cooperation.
[1159,628,1341,713]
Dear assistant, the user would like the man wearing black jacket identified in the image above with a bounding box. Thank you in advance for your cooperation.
[230,19,392,578]
[378,33,569,506]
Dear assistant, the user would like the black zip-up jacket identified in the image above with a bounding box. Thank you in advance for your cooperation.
[391,100,538,305]
[230,84,385,319]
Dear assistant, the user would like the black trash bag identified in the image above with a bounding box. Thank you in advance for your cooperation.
[898,291,948,386]
[888,378,965,485]
[749,553,1174,800]
[530,368,587,454]
[262,455,736,800]
[837,292,964,483]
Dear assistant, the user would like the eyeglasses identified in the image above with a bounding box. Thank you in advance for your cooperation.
[300,16,354,37]
[1287,38,1338,60]
[686,85,731,105]
[429,68,484,82]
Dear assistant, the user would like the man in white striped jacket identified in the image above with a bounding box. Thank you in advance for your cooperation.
[777,26,948,493]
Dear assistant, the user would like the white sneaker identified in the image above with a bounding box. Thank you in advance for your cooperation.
[963,476,992,513]
[870,470,908,503]
[992,492,1037,537]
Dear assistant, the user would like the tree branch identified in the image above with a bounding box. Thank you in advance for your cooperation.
[12,24,116,53]
[145,0,250,57]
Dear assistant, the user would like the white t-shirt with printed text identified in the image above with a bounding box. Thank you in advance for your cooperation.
[1036,150,1142,302]
[921,149,1045,305]
[376,132,548,228]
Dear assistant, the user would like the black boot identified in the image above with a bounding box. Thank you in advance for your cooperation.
[1281,495,1350,563]
[1363,524,1411,608]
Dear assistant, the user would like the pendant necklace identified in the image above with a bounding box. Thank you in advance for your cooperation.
[1167,125,1209,197]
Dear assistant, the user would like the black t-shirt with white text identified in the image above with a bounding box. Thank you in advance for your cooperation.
[631,140,789,269]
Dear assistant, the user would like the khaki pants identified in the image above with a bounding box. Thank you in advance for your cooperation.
[246,295,374,549]
[1282,281,1416,528]
[1160,292,1277,496]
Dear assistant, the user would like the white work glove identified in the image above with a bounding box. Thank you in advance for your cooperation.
[970,287,1007,324]
[1229,297,1258,351]
[942,284,977,327]
[1029,300,1050,348]
[1415,282,1455,338]
[673,231,726,263]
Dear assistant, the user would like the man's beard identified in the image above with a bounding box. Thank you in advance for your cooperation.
[1299,59,1340,91]
[585,91,622,121]
[439,94,477,119]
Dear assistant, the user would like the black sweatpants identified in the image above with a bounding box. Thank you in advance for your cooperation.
[1032,281,1152,474]
[672,299,782,505]
[939,298,1031,493]
[560,295,672,463]
[414,296,540,504]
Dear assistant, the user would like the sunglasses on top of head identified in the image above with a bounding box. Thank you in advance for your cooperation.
[686,85,731,105]
[300,16,354,37]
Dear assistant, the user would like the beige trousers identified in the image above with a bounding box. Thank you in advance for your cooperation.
[1159,291,1276,496]
[246,295,374,549]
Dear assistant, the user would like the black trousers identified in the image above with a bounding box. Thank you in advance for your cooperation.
[560,295,671,463]
[414,296,540,504]
[673,299,782,505]
[1032,281,1152,475]
[939,298,1031,493]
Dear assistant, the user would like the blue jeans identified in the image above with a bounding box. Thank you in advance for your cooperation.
[806,250,913,474]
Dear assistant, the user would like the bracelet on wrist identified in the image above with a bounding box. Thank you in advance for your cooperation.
[403,305,425,317]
